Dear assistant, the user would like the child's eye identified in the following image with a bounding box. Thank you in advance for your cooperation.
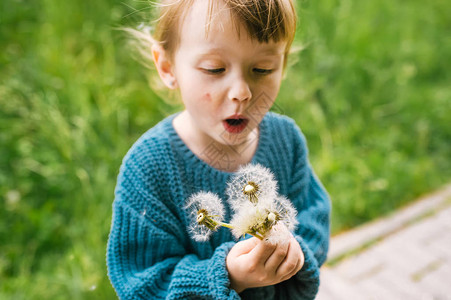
[253,68,273,75]
[202,68,225,75]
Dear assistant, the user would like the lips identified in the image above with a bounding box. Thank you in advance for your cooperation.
[222,114,249,134]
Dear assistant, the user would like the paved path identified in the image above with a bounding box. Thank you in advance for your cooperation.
[317,184,451,300]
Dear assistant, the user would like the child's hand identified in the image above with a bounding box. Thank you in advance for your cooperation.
[226,235,304,293]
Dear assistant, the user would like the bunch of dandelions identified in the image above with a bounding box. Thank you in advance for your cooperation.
[226,164,298,244]
[186,164,298,244]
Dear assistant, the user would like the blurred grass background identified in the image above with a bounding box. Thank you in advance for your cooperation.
[1,0,450,298]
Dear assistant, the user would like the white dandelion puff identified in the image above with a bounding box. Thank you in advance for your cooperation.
[229,204,282,241]
[226,164,278,211]
[228,194,298,243]
[186,192,225,242]
[272,195,298,231]
[229,204,267,240]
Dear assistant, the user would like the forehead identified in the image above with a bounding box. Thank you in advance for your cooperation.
[177,0,286,55]
[180,0,240,42]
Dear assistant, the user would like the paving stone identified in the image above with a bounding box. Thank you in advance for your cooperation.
[333,251,385,281]
[357,278,399,300]
[368,270,421,298]
[317,185,451,299]
[428,242,451,262]
[317,268,367,300]
[327,185,451,261]
[415,261,451,296]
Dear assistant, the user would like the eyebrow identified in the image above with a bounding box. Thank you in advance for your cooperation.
[258,48,285,56]
[196,47,284,59]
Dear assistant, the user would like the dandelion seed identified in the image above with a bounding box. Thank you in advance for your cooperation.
[186,192,225,242]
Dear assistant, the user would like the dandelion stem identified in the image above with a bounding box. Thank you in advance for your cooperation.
[217,222,264,240]
[248,232,264,240]
[218,222,234,229]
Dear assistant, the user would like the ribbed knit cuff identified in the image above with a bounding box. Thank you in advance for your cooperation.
[293,235,320,299]
[207,241,241,300]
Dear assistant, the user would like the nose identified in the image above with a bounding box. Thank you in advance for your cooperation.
[228,75,252,102]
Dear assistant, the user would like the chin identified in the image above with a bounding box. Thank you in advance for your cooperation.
[217,129,257,148]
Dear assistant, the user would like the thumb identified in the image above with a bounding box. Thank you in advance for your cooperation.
[229,237,260,257]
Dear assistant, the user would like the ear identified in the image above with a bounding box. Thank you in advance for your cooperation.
[151,44,177,89]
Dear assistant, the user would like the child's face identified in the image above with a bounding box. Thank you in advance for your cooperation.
[163,0,287,148]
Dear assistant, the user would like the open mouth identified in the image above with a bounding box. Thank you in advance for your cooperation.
[226,118,245,126]
[223,117,249,134]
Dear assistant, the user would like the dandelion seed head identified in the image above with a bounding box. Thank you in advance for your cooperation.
[186,191,225,219]
[229,205,274,239]
[226,164,278,211]
[272,195,298,231]
[186,191,225,242]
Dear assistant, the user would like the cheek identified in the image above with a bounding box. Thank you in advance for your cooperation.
[199,92,224,119]
[201,92,222,109]
[258,78,282,101]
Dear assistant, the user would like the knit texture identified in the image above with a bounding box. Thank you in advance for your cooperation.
[107,112,331,299]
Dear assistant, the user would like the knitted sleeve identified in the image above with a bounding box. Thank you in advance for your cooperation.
[276,120,331,299]
[106,150,240,300]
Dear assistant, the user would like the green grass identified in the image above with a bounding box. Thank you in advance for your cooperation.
[1,0,450,298]
[283,0,451,231]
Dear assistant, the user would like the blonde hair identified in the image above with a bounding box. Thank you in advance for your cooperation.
[124,0,297,99]
[129,0,296,61]
[156,0,296,60]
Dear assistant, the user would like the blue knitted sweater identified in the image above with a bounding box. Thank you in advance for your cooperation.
[107,112,330,299]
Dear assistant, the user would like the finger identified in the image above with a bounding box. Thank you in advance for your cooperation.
[280,251,303,282]
[276,238,301,278]
[264,241,289,273]
[229,237,260,257]
[248,238,277,263]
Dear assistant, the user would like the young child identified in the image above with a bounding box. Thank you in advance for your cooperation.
[107,0,330,299]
